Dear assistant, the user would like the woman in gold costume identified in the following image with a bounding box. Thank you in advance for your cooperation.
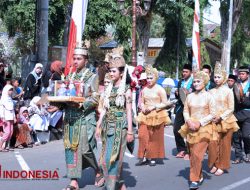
[136,66,171,166]
[208,63,239,176]
[178,71,218,190]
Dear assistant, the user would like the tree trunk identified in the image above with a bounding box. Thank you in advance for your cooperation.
[63,3,72,47]
[220,0,242,68]
[137,11,152,65]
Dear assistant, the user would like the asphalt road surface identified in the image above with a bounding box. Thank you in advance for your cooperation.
[1,126,250,190]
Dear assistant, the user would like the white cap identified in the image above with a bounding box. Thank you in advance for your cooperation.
[74,47,88,56]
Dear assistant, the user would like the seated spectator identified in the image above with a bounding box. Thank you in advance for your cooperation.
[23,63,43,106]
[47,104,63,140]
[28,96,50,144]
[13,106,33,149]
[11,78,24,108]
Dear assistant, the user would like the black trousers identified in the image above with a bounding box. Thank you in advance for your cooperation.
[173,110,187,153]
[233,110,250,158]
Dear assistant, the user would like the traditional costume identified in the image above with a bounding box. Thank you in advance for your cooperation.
[178,71,218,189]
[232,66,250,163]
[208,63,239,175]
[202,64,216,91]
[63,47,101,179]
[136,66,171,166]
[174,64,193,158]
[98,48,133,190]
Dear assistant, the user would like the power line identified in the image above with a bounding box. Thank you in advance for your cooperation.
[202,16,220,25]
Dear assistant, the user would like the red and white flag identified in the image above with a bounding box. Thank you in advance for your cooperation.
[64,0,89,76]
[192,0,201,70]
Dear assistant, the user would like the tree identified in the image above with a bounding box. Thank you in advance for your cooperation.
[220,0,243,69]
[231,0,250,66]
[0,0,72,54]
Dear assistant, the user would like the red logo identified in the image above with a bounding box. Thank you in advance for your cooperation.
[0,165,59,180]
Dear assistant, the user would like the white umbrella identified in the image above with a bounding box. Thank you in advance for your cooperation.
[162,78,175,87]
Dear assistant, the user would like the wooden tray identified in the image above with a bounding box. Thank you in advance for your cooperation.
[47,96,85,103]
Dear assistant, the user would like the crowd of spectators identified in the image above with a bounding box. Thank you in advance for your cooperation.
[0,60,63,152]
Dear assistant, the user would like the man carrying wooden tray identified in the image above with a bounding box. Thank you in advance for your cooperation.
[63,46,104,190]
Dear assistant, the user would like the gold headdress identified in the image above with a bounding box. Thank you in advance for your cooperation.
[103,46,127,109]
[104,73,111,80]
[214,61,228,84]
[74,40,90,56]
[145,65,159,79]
[193,71,210,85]
[106,46,126,68]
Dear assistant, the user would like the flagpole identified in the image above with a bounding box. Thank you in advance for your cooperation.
[226,0,233,74]
[192,0,201,71]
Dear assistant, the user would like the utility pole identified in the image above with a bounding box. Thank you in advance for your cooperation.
[36,0,49,67]
[226,0,233,74]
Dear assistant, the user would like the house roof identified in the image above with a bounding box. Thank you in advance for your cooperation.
[148,38,165,48]
[99,37,220,50]
[99,38,165,49]
[99,40,118,49]
[185,37,206,48]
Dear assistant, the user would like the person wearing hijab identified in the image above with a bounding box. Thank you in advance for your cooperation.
[0,84,16,152]
[50,60,63,80]
[23,63,43,105]
[28,96,50,144]
[14,106,33,149]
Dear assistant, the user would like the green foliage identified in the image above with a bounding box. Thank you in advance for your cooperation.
[231,0,250,66]
[200,43,210,65]
[154,0,195,76]
[3,0,35,53]
[150,14,165,38]
[0,0,71,52]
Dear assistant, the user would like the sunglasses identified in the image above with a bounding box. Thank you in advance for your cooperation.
[147,77,154,80]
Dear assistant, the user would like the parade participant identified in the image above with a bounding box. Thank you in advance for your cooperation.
[232,66,250,164]
[0,84,16,152]
[137,72,147,113]
[178,71,217,190]
[227,74,238,89]
[174,64,193,159]
[23,63,43,105]
[208,63,239,176]
[136,66,171,166]
[63,47,104,190]
[98,73,112,114]
[202,64,216,90]
[95,48,134,190]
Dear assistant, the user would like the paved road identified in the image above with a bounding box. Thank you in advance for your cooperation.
[1,126,250,190]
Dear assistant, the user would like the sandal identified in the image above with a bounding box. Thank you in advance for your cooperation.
[210,166,217,174]
[176,151,185,158]
[95,174,105,187]
[17,145,24,149]
[232,158,243,164]
[214,169,224,176]
[0,149,9,152]
[244,154,250,163]
[63,185,79,190]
